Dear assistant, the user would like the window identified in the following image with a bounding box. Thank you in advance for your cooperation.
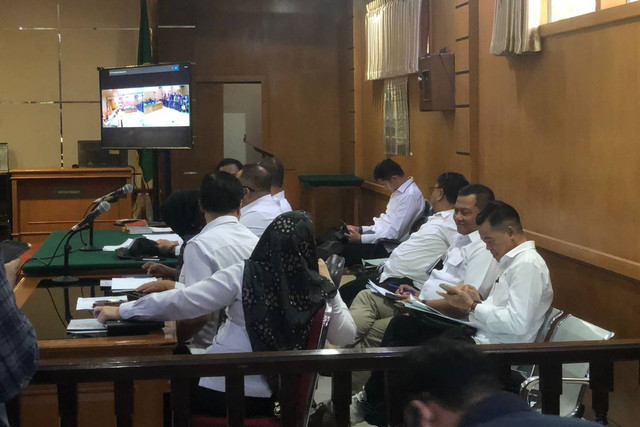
[383,77,410,156]
[545,0,637,24]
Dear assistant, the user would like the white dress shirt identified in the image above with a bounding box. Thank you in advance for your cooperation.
[471,241,553,345]
[360,177,424,244]
[380,209,458,284]
[118,261,356,397]
[272,191,292,212]
[177,216,258,349]
[419,230,499,301]
[240,194,283,238]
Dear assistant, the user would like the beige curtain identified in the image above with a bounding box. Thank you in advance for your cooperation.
[490,0,541,56]
[366,0,422,80]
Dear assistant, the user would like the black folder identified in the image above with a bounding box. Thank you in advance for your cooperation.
[104,319,165,336]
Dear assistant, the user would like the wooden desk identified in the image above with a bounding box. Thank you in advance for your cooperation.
[15,229,177,427]
[11,168,133,244]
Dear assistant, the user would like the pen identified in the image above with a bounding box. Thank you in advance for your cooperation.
[387,284,416,294]
[92,301,124,307]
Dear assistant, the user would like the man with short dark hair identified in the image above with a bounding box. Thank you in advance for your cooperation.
[238,164,283,237]
[402,339,596,426]
[342,159,424,266]
[216,158,243,176]
[257,156,292,212]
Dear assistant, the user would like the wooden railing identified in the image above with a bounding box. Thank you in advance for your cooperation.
[26,339,640,427]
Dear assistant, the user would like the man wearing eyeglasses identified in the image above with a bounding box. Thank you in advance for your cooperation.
[238,164,284,238]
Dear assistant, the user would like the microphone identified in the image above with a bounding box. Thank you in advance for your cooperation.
[72,201,111,231]
[94,184,133,204]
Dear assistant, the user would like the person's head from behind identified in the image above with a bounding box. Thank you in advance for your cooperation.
[160,189,205,239]
[237,164,272,205]
[216,158,243,176]
[454,184,495,235]
[199,171,244,218]
[430,172,469,211]
[257,156,285,192]
[403,339,501,427]
[373,158,406,192]
[476,201,526,262]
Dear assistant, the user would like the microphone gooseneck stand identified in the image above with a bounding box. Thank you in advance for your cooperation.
[53,227,85,283]
[79,216,100,252]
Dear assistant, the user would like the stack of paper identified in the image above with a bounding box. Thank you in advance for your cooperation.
[402,296,474,326]
[102,238,135,252]
[366,280,400,299]
[111,277,157,292]
[67,319,107,334]
[76,296,128,310]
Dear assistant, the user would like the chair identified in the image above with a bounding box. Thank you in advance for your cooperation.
[191,301,332,427]
[325,254,346,287]
[520,314,615,418]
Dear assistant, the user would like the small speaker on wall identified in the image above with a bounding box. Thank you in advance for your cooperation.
[0,143,8,173]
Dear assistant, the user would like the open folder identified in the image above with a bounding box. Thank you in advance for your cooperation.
[401,296,475,327]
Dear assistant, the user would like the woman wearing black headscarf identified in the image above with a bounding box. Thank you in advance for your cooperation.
[95,211,356,417]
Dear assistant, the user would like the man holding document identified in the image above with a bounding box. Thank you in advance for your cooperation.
[352,200,554,426]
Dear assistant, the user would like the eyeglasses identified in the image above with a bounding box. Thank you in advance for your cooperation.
[243,185,255,193]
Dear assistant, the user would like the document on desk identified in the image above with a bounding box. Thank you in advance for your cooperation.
[142,233,183,245]
[67,319,107,334]
[148,226,173,233]
[102,238,135,252]
[111,277,158,292]
[76,296,128,310]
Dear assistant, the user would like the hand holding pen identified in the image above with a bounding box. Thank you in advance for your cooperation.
[389,283,417,301]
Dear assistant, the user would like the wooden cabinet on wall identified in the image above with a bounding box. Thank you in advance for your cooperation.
[11,168,132,243]
[419,53,456,111]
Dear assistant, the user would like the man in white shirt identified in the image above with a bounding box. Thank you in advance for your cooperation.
[138,171,259,349]
[342,159,425,266]
[438,200,553,345]
[348,183,497,350]
[257,156,293,212]
[238,164,283,237]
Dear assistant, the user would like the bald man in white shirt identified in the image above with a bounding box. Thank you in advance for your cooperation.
[238,164,284,237]
[257,156,293,212]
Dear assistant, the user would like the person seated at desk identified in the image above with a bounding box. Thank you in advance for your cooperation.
[238,164,284,237]
[342,159,425,267]
[216,157,243,176]
[339,171,469,306]
[140,171,259,350]
[348,184,498,351]
[352,201,553,426]
[1,256,38,426]
[401,339,599,427]
[95,212,356,418]
[257,156,292,212]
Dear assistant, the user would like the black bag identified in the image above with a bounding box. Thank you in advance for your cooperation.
[115,237,162,260]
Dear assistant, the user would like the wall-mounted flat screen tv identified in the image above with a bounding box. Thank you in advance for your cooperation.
[99,62,193,149]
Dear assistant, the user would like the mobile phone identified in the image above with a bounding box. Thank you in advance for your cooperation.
[340,220,348,233]
[439,283,457,295]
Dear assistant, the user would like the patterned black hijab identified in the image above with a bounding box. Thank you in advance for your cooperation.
[242,211,337,361]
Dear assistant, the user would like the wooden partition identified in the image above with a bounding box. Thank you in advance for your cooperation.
[11,168,132,243]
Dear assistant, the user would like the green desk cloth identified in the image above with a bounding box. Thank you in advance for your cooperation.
[22,230,178,276]
[298,174,364,187]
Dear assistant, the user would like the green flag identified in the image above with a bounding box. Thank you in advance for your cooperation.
[137,0,153,183]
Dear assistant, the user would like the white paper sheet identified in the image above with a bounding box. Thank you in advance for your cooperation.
[111,277,158,291]
[76,296,128,310]
[102,238,135,252]
[67,318,107,333]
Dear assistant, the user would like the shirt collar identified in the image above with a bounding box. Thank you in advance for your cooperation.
[500,240,536,263]
[467,230,481,243]
[396,176,414,194]
[204,215,239,230]
[241,194,273,213]
[273,190,285,200]
[435,209,454,219]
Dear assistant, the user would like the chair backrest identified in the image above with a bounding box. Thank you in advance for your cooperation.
[535,307,564,343]
[409,200,432,234]
[548,314,614,417]
[299,301,332,427]
[325,254,345,287]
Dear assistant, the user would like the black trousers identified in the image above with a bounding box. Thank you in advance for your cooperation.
[362,314,475,426]
[340,243,390,267]
[191,386,275,418]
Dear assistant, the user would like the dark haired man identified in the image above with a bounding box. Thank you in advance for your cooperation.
[257,156,292,212]
[343,159,424,266]
[216,158,243,176]
[402,339,598,427]
[238,164,283,237]
[343,172,469,349]
[138,171,258,349]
